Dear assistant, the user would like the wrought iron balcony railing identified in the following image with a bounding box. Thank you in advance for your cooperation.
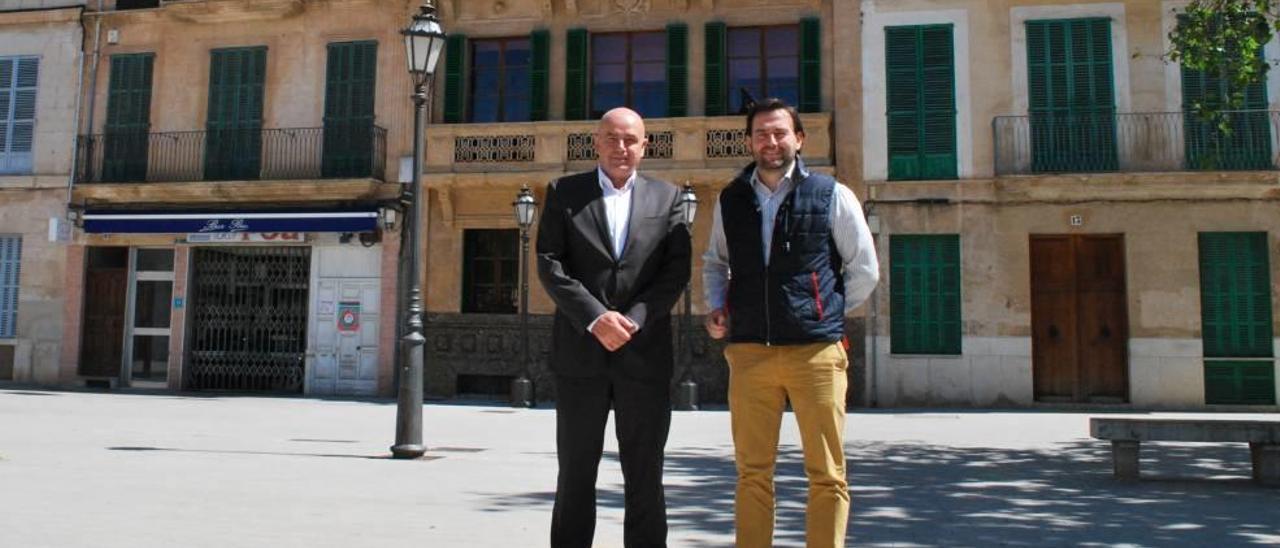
[993,110,1280,176]
[76,124,388,184]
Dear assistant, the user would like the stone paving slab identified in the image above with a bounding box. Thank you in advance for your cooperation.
[0,388,1277,547]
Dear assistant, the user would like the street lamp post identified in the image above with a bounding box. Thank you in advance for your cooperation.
[391,2,446,460]
[674,182,700,411]
[510,185,538,408]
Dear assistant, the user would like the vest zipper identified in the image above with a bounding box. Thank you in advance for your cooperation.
[811,271,824,321]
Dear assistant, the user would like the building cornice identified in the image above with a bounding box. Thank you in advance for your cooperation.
[0,4,81,26]
[161,0,303,23]
[866,172,1280,206]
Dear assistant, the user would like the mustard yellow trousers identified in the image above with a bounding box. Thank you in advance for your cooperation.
[725,341,849,548]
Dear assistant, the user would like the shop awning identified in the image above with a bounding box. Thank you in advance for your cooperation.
[81,209,379,234]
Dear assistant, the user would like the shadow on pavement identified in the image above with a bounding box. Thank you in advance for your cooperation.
[477,440,1280,547]
[105,446,438,461]
[844,440,1279,546]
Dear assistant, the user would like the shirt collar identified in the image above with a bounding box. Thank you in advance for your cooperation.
[750,159,799,198]
[597,167,638,195]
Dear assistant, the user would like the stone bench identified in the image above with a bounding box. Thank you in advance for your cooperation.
[1089,417,1280,487]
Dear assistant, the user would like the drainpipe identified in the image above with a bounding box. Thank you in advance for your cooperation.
[66,5,88,204]
[865,199,879,408]
[79,0,106,194]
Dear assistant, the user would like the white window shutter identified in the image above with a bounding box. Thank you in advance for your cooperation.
[0,57,37,174]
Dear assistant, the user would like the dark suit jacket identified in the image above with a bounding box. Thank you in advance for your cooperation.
[536,170,691,382]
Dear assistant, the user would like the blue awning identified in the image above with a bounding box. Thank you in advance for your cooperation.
[82,209,379,234]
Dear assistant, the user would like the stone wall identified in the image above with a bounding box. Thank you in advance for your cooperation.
[424,312,870,407]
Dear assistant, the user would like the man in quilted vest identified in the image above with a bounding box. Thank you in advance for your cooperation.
[702,98,880,548]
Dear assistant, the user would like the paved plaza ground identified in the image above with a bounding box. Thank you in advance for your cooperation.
[0,387,1277,547]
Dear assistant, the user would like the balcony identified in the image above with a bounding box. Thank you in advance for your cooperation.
[424,113,833,174]
[993,111,1280,176]
[76,125,388,184]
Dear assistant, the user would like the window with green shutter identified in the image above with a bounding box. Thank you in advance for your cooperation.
[799,17,821,113]
[1026,18,1117,173]
[1199,232,1276,405]
[0,57,38,175]
[205,47,266,181]
[666,23,688,118]
[103,53,154,182]
[564,28,589,120]
[443,33,467,123]
[530,30,550,121]
[0,236,19,339]
[1179,15,1271,171]
[886,25,957,181]
[323,41,377,178]
[704,21,727,116]
[890,234,962,355]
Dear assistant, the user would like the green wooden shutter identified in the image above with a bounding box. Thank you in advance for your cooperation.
[799,17,821,113]
[205,47,266,181]
[529,30,550,121]
[890,235,962,354]
[564,28,589,121]
[443,34,467,123]
[103,53,154,182]
[323,41,377,178]
[1199,232,1276,405]
[886,25,956,181]
[0,236,19,339]
[666,23,688,118]
[1026,18,1117,173]
[1180,15,1272,171]
[1205,360,1276,405]
[886,27,920,180]
[704,22,727,116]
[920,26,958,179]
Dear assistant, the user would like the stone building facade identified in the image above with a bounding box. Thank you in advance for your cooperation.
[57,0,419,396]
[0,1,82,386]
[420,0,860,404]
[3,0,1278,411]
[862,0,1280,409]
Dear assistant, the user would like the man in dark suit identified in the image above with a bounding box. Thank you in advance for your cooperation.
[537,107,691,548]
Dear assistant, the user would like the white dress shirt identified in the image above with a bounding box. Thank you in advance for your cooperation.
[587,167,639,334]
[597,166,636,259]
[702,162,880,315]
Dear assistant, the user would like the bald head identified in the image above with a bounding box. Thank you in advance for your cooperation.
[594,107,647,188]
[597,107,645,135]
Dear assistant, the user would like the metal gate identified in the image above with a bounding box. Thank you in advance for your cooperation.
[187,246,310,392]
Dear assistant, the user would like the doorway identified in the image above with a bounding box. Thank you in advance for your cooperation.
[123,248,175,387]
[1030,234,1130,403]
[79,247,128,377]
[186,246,310,392]
[307,246,381,396]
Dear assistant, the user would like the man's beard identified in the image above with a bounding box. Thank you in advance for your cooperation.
[755,149,793,170]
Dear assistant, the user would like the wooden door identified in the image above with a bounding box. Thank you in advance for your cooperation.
[1076,236,1129,400]
[79,267,128,377]
[1031,236,1078,400]
[1030,235,1129,402]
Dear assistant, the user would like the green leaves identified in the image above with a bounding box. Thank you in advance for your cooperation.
[1168,1,1277,117]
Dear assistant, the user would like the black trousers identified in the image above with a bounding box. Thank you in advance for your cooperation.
[550,372,671,548]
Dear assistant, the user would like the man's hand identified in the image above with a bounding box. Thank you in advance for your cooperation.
[590,311,638,352]
[705,308,729,339]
